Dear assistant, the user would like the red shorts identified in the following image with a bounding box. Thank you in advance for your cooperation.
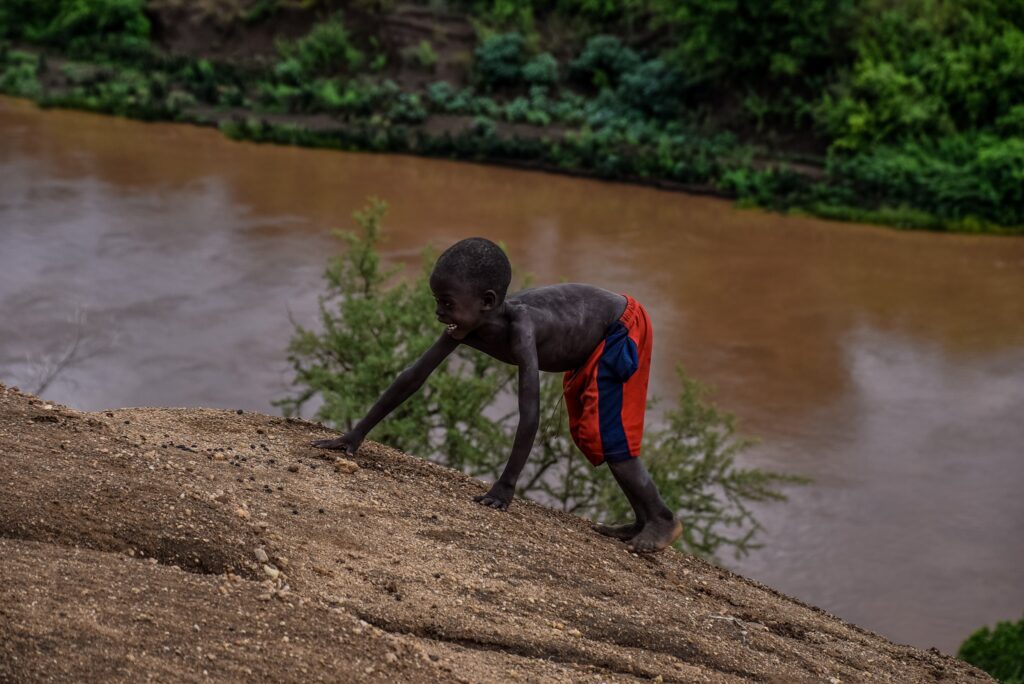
[563,295,653,466]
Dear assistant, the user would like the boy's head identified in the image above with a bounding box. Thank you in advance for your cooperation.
[429,238,511,339]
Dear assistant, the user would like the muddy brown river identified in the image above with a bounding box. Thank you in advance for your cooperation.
[2,96,1022,654]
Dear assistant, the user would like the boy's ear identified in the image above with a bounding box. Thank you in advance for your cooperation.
[481,289,498,310]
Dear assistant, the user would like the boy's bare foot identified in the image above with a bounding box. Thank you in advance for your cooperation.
[593,521,643,540]
[627,517,682,553]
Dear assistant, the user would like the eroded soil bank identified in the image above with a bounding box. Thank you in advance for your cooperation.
[0,383,989,682]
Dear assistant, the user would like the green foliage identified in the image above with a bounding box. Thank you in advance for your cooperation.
[826,133,1024,227]
[616,58,681,119]
[279,200,800,558]
[276,16,363,81]
[959,616,1024,684]
[629,370,806,557]
[0,50,42,98]
[474,32,526,89]
[0,0,150,60]
[820,0,1024,148]
[402,40,438,70]
[655,0,856,129]
[569,34,640,89]
[522,52,558,84]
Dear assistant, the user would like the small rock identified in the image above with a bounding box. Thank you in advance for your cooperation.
[235,508,250,520]
[254,548,269,563]
[263,564,280,580]
[567,628,582,637]
[385,653,398,664]
[287,464,299,473]
[257,593,272,601]
[334,458,359,474]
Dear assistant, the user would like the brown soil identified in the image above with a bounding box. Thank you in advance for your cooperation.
[0,383,989,682]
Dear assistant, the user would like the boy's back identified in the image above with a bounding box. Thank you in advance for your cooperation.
[455,284,627,373]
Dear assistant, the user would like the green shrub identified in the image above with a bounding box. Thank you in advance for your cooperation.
[616,58,681,119]
[959,616,1024,684]
[522,51,558,84]
[474,32,526,89]
[818,0,1024,147]
[0,52,42,98]
[569,34,640,89]
[655,0,856,129]
[403,40,438,70]
[277,16,363,80]
[1,0,151,58]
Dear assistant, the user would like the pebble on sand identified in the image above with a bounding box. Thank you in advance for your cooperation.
[334,458,359,474]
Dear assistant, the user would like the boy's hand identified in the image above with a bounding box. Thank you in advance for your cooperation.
[474,481,514,510]
[311,432,362,455]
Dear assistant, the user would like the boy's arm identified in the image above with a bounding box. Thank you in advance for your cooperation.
[474,317,539,510]
[313,332,460,453]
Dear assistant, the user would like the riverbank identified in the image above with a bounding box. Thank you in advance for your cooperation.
[1,1,1022,235]
[0,383,992,681]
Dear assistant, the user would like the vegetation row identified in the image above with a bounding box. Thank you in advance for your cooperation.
[1,0,1022,233]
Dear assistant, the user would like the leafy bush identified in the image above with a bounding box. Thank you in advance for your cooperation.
[616,58,682,119]
[474,32,526,89]
[0,50,42,98]
[403,40,438,70]
[569,34,640,89]
[959,616,1024,684]
[655,0,856,129]
[279,199,801,558]
[826,134,1024,227]
[522,51,558,84]
[1,0,151,58]
[277,16,363,80]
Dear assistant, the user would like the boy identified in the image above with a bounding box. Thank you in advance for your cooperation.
[314,238,682,552]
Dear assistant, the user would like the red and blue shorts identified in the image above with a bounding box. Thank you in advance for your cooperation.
[563,295,653,467]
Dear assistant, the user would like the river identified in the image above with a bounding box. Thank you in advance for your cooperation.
[2,96,1022,654]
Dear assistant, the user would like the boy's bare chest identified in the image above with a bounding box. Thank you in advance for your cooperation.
[463,327,600,373]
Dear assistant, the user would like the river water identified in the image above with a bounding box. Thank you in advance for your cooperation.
[2,96,1022,654]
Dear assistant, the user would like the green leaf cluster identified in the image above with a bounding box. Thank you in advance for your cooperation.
[959,616,1024,684]
[0,0,150,59]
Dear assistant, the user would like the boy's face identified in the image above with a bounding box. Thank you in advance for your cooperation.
[429,273,493,341]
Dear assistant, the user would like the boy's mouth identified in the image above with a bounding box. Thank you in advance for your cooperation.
[446,323,458,333]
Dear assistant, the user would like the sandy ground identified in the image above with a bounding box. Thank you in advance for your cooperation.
[0,383,989,682]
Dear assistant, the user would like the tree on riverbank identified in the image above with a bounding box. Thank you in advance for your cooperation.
[959,616,1024,684]
[277,200,804,559]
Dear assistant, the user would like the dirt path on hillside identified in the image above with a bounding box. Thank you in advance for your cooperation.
[0,384,989,682]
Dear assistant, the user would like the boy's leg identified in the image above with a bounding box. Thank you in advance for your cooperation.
[593,464,647,539]
[606,458,682,552]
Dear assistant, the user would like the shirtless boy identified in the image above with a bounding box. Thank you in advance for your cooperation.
[314,238,682,552]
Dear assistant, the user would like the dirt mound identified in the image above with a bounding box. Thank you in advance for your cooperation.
[0,384,989,682]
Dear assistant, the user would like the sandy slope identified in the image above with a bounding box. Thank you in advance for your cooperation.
[0,384,988,682]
